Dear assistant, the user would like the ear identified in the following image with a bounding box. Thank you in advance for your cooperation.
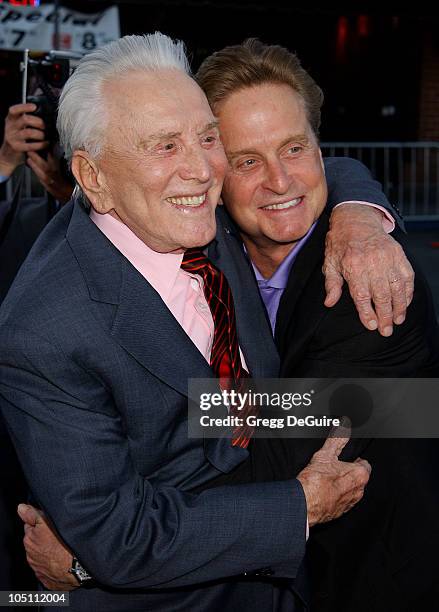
[71,151,113,214]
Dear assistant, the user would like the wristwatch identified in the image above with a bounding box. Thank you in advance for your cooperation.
[69,557,95,587]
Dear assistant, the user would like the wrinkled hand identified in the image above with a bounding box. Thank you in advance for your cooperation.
[17,503,78,591]
[297,424,371,527]
[0,103,48,177]
[324,203,414,336]
[27,151,73,203]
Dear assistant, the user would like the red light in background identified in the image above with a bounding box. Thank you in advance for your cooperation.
[336,16,349,61]
[6,0,40,5]
[357,15,370,38]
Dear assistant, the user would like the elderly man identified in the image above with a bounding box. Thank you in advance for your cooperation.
[0,34,417,612]
[195,40,439,610]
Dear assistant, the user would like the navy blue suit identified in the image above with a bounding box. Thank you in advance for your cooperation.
[0,158,400,611]
[0,199,307,611]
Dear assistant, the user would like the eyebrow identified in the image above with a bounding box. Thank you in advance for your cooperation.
[140,130,180,147]
[198,120,220,134]
[227,133,310,160]
[140,121,220,148]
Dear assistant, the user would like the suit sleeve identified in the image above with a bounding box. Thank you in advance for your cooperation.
[291,245,438,379]
[0,325,306,589]
[323,156,405,231]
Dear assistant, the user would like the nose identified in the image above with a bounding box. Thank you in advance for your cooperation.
[179,145,211,183]
[263,159,291,194]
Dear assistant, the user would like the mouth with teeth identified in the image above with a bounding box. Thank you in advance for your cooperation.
[166,193,207,208]
[261,197,303,211]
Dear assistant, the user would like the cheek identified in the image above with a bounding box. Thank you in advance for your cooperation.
[210,151,228,183]
[224,178,257,221]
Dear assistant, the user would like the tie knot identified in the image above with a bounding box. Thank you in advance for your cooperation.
[181,248,211,274]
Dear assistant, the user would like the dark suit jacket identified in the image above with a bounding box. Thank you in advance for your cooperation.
[0,200,307,612]
[0,156,404,611]
[272,210,439,612]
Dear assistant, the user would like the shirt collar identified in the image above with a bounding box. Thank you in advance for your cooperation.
[250,222,318,289]
[89,209,183,302]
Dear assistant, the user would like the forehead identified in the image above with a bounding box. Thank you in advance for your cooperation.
[217,83,312,147]
[103,69,215,136]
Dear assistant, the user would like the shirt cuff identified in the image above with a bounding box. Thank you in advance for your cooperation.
[334,201,396,233]
[306,518,309,541]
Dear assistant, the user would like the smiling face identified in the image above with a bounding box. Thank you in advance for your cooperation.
[217,82,327,261]
[74,69,227,253]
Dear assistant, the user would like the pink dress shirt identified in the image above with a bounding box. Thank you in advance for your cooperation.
[90,209,214,362]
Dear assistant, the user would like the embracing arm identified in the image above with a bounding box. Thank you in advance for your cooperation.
[0,326,306,589]
[322,157,414,336]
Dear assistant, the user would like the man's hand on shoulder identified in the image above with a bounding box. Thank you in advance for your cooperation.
[323,203,414,337]
[17,503,79,591]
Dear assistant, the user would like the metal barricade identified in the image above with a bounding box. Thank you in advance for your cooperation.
[5,143,439,220]
[321,142,439,220]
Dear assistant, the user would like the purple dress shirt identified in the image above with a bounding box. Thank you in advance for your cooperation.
[250,223,317,335]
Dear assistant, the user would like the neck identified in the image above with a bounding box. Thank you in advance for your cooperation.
[243,238,296,279]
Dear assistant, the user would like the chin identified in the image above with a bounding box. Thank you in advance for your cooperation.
[187,223,217,249]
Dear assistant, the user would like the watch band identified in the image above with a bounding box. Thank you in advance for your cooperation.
[69,557,95,587]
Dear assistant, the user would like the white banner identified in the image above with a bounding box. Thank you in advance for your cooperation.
[0,4,120,52]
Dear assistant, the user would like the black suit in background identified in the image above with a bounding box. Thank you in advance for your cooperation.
[270,209,439,611]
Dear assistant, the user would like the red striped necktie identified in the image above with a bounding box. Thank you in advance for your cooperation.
[181,248,254,448]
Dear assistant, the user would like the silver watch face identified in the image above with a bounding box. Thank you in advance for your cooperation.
[70,559,92,583]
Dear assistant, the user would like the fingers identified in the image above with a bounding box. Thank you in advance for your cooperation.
[8,103,38,116]
[17,503,43,526]
[387,271,407,326]
[336,459,371,516]
[13,139,49,153]
[369,276,394,336]
[27,153,50,185]
[404,265,415,307]
[21,127,46,142]
[10,124,47,148]
[6,105,47,152]
[342,459,371,498]
[14,113,45,132]
[323,265,343,308]
[325,204,416,336]
[320,421,351,458]
[347,272,378,331]
[354,457,372,476]
[391,244,415,310]
[23,140,50,152]
[27,150,49,170]
[369,250,414,333]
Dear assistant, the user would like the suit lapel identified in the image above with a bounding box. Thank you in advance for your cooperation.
[66,202,270,472]
[275,211,330,370]
[67,202,213,397]
[111,260,215,396]
[210,208,280,378]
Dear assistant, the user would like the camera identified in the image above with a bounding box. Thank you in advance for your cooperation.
[21,49,83,148]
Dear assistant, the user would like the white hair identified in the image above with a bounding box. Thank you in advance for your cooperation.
[57,32,191,163]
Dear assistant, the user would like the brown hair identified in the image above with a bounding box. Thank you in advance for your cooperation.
[196,38,324,137]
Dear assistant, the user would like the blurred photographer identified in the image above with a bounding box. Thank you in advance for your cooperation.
[0,102,73,203]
